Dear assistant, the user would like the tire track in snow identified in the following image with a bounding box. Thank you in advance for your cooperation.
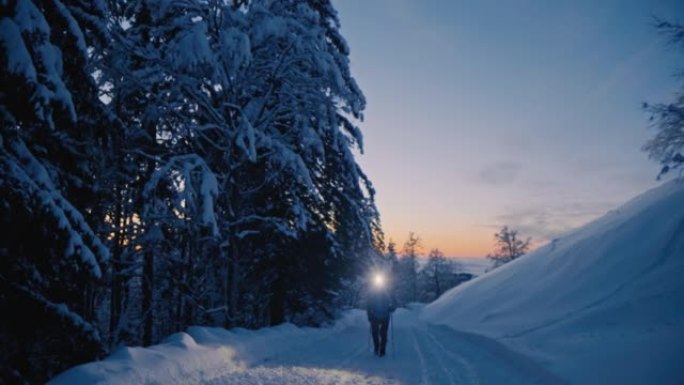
[337,343,368,367]
[414,328,460,385]
[205,309,561,385]
[425,325,566,385]
[410,329,431,385]
[425,327,480,385]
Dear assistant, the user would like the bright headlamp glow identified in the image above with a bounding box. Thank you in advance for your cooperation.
[372,272,386,289]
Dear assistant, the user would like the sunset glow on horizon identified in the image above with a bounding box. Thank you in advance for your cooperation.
[335,0,684,257]
[383,224,495,258]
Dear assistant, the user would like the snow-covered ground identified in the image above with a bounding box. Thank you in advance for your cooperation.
[423,180,684,384]
[50,308,561,385]
[50,181,683,385]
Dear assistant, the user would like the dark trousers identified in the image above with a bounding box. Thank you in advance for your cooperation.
[370,318,389,354]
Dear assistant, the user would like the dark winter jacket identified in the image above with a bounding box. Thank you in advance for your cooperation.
[366,289,395,321]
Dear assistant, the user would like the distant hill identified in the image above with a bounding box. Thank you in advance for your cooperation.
[449,257,492,276]
[423,180,684,385]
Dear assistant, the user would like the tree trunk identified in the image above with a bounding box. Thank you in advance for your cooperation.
[184,235,194,327]
[269,276,285,326]
[222,243,230,328]
[227,238,240,328]
[142,245,154,346]
[109,187,124,346]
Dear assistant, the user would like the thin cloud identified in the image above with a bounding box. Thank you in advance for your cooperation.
[488,200,614,243]
[478,161,521,185]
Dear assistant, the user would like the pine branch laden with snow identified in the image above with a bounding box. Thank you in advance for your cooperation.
[143,154,220,237]
[1,136,108,276]
[0,0,76,127]
[1,1,113,383]
[9,280,103,345]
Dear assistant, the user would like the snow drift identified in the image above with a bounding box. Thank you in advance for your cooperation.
[423,180,684,384]
[48,312,391,385]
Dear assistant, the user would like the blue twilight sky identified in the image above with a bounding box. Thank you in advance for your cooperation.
[333,0,684,257]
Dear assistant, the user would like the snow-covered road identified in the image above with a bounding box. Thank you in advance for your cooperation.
[50,307,565,385]
[202,308,564,385]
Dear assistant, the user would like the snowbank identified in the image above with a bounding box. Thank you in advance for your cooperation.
[47,331,241,385]
[47,322,306,385]
[48,311,384,385]
[422,180,684,384]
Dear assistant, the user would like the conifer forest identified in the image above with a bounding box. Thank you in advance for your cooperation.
[0,1,383,382]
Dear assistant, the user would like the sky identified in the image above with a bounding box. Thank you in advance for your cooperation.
[333,0,684,257]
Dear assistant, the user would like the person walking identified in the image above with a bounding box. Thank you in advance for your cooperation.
[366,272,396,357]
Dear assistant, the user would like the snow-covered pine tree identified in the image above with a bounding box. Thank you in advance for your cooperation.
[104,0,231,345]
[105,0,167,347]
[1,0,381,380]
[230,0,381,325]
[145,0,383,327]
[0,0,111,382]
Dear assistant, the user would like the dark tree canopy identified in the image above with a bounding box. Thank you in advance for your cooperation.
[0,0,381,383]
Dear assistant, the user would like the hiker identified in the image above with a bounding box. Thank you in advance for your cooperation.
[366,272,396,357]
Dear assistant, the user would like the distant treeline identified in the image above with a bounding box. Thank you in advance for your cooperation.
[0,1,381,383]
[374,233,475,306]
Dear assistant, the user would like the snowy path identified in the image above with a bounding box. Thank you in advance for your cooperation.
[203,308,564,385]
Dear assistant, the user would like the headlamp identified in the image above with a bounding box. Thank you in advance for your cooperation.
[372,272,386,289]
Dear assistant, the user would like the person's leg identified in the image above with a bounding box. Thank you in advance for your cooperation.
[370,320,380,355]
[379,319,389,356]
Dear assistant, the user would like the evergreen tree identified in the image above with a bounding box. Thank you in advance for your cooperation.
[219,0,381,326]
[0,0,111,382]
[1,0,381,381]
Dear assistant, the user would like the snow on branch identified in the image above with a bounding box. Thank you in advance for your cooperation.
[167,20,213,72]
[7,0,77,126]
[9,279,102,343]
[52,0,88,59]
[2,136,108,277]
[143,154,219,236]
[230,214,298,239]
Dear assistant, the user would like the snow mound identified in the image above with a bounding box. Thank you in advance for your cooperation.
[48,337,241,385]
[422,180,684,384]
[49,311,388,385]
